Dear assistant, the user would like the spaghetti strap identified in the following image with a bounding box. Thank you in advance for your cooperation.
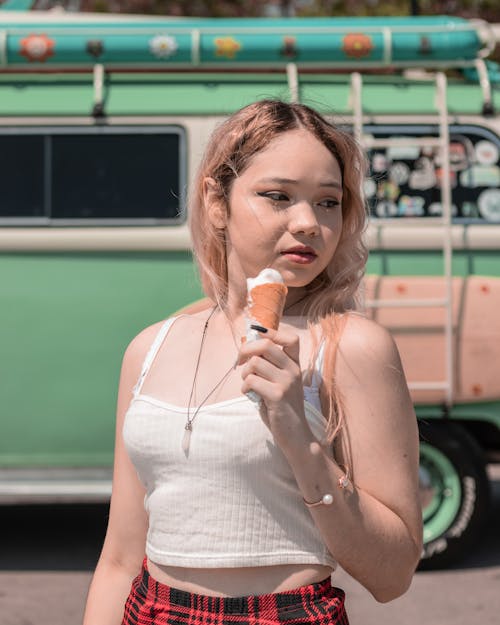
[132,316,180,397]
[310,314,349,388]
[310,342,326,388]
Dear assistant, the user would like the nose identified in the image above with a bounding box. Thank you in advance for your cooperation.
[288,201,320,237]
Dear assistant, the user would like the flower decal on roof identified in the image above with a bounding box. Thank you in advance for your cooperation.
[86,39,104,59]
[19,34,55,62]
[342,33,373,59]
[281,36,298,59]
[149,34,178,59]
[214,37,241,59]
[419,36,432,55]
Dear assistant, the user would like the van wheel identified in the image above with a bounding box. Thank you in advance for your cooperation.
[418,421,490,570]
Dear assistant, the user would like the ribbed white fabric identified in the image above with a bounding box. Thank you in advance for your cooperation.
[122,317,336,569]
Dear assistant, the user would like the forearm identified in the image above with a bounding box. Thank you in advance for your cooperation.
[283,437,421,602]
[83,557,139,625]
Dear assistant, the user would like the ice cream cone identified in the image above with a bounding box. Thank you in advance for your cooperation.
[248,282,287,330]
[245,269,287,403]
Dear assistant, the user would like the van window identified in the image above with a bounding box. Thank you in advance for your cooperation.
[0,135,45,219]
[0,127,185,225]
[365,124,500,223]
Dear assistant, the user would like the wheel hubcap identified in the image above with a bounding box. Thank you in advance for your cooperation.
[419,442,462,543]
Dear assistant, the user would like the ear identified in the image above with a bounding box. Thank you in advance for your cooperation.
[203,177,227,229]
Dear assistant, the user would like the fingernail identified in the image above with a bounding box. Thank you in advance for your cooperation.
[250,324,268,333]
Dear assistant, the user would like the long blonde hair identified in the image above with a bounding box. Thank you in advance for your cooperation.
[189,99,368,442]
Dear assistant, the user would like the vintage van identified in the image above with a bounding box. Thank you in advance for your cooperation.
[1,4,499,569]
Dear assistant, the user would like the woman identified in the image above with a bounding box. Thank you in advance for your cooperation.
[83,99,422,625]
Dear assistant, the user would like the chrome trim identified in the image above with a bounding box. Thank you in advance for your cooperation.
[0,225,192,251]
[0,468,112,504]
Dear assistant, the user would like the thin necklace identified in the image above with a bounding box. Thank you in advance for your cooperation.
[182,306,237,456]
[283,292,311,315]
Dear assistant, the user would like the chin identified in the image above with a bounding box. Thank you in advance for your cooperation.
[280,269,323,289]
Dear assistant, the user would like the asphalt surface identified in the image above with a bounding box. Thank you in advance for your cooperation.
[1,467,499,625]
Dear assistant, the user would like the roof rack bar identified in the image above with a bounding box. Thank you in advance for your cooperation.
[369,217,448,226]
[364,137,442,149]
[436,71,454,406]
[191,28,201,66]
[92,63,105,117]
[364,298,449,308]
[474,57,494,115]
[408,382,450,391]
[286,62,299,104]
[473,18,498,59]
[350,72,363,144]
[0,29,6,68]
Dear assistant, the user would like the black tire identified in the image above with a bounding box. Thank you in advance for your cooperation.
[418,420,490,570]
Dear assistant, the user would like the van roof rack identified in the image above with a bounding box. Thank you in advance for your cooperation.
[0,13,496,72]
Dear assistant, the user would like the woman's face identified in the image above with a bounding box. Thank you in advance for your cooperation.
[224,128,343,290]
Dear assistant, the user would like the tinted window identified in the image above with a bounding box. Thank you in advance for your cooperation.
[0,135,45,218]
[51,133,181,220]
[0,129,184,224]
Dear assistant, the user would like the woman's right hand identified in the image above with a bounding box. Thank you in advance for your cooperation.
[239,326,315,455]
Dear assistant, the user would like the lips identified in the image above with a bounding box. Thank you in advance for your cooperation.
[280,245,318,264]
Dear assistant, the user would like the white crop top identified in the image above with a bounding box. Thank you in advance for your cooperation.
[123,316,336,569]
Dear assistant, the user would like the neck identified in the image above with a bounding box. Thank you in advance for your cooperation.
[284,288,313,316]
[224,290,248,319]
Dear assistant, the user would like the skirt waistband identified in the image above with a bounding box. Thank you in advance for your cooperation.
[136,558,342,616]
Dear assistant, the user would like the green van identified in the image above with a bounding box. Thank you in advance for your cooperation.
[1,5,499,569]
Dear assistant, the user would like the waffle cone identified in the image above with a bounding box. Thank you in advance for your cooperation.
[248,283,288,330]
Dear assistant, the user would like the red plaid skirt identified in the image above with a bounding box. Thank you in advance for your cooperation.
[121,559,349,625]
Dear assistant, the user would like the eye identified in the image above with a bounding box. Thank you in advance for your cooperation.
[318,198,341,210]
[257,191,290,204]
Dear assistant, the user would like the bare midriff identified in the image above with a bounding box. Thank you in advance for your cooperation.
[147,559,333,597]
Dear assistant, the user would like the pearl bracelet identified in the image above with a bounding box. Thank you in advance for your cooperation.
[302,467,351,508]
[303,493,334,508]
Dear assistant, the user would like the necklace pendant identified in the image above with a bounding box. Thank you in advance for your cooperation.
[181,423,192,455]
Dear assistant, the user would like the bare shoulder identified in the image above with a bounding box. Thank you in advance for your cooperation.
[123,319,168,367]
[337,312,401,367]
[333,313,407,393]
[118,318,181,401]
[123,311,210,368]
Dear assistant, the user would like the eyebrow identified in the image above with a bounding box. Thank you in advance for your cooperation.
[256,177,342,190]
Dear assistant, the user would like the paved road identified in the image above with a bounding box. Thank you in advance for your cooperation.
[1,467,499,625]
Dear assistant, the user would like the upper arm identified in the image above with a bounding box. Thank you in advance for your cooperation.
[98,322,164,574]
[334,315,423,549]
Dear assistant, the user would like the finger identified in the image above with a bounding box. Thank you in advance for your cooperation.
[238,337,289,368]
[240,354,284,384]
[241,373,281,404]
[241,356,302,387]
[263,327,301,364]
